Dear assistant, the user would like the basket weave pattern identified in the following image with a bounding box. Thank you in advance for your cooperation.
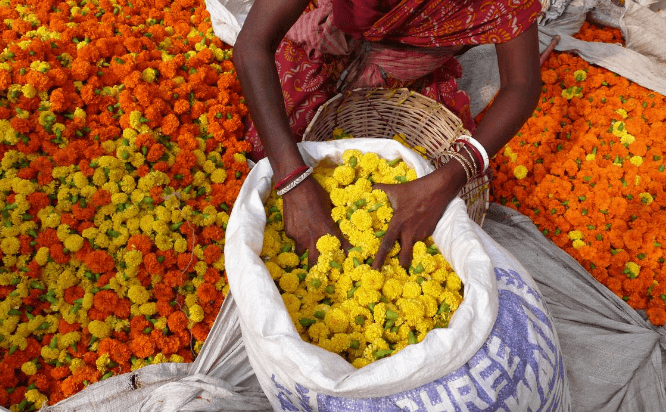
[302,88,490,226]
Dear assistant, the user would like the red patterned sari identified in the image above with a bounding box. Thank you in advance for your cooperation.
[245,0,542,159]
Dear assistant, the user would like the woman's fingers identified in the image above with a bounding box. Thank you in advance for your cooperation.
[372,224,399,270]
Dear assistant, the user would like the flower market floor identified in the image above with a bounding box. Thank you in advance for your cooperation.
[0,0,664,410]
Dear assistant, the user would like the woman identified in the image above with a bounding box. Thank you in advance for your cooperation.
[233,0,542,269]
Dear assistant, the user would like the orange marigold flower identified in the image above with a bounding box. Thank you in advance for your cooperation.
[167,311,188,333]
[84,250,116,273]
[93,290,120,313]
[129,335,155,359]
[197,283,218,304]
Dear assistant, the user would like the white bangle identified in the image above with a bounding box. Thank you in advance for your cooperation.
[276,166,313,196]
[458,134,489,171]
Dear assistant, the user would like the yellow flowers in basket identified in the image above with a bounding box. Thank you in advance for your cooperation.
[261,148,463,368]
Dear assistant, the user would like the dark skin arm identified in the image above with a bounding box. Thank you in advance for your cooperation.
[234,2,541,269]
[234,0,348,267]
[372,22,542,269]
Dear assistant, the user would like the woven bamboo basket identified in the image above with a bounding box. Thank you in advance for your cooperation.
[302,88,490,226]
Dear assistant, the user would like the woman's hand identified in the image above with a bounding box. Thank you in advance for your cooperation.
[282,176,349,268]
[371,163,467,270]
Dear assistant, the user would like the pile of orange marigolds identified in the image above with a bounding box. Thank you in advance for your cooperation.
[0,0,663,408]
[487,22,666,325]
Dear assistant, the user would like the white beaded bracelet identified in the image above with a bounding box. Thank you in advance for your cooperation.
[458,134,489,171]
[277,166,313,196]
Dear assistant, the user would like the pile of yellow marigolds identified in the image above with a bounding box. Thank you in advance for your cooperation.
[261,147,463,368]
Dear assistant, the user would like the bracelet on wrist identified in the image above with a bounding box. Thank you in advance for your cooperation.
[456,135,489,171]
[274,165,309,191]
[277,166,314,196]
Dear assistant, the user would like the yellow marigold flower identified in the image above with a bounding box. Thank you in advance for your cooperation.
[381,278,403,301]
[64,234,84,252]
[8,335,28,351]
[574,69,587,82]
[210,169,227,184]
[350,209,373,231]
[352,357,371,369]
[279,272,300,293]
[308,322,330,342]
[586,153,596,161]
[139,302,157,316]
[170,354,185,363]
[60,331,81,349]
[316,234,341,254]
[41,345,60,361]
[361,269,384,291]
[626,262,641,277]
[0,236,20,255]
[398,298,425,327]
[402,281,421,299]
[96,353,111,372]
[141,67,157,83]
[639,192,654,205]
[364,323,383,342]
[330,188,349,207]
[127,285,150,305]
[264,261,284,280]
[420,294,439,317]
[21,361,37,376]
[630,156,643,167]
[331,206,346,222]
[376,205,393,223]
[276,252,299,268]
[282,293,301,314]
[333,165,356,185]
[189,304,204,323]
[445,273,462,292]
[342,149,362,165]
[25,389,48,409]
[324,307,349,333]
[325,333,351,353]
[572,239,585,249]
[568,230,583,240]
[129,110,143,130]
[69,358,86,374]
[88,320,112,339]
[359,152,380,173]
[353,287,381,306]
[372,302,387,325]
[174,237,188,253]
[513,165,528,179]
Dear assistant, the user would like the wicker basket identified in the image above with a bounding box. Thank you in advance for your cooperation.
[302,88,490,226]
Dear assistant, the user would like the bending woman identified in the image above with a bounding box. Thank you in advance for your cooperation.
[233,0,543,268]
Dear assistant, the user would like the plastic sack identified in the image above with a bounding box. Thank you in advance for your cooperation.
[225,139,570,411]
[29,294,272,412]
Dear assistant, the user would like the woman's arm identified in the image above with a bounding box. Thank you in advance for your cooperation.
[233,0,348,266]
[372,23,542,269]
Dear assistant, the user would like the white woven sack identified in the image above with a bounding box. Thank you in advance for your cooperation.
[226,139,568,411]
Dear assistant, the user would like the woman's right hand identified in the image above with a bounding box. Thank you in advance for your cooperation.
[282,176,349,268]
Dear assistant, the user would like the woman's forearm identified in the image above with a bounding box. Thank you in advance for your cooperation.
[233,44,306,180]
[233,0,310,181]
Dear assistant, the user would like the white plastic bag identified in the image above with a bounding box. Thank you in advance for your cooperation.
[225,139,569,411]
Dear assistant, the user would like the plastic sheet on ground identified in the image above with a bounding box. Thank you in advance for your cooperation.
[482,203,666,412]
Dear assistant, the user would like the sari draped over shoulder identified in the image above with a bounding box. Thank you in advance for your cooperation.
[245,0,542,159]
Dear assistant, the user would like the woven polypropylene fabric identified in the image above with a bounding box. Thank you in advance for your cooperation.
[483,203,666,412]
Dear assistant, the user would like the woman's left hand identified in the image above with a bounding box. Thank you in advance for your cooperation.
[371,163,467,270]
